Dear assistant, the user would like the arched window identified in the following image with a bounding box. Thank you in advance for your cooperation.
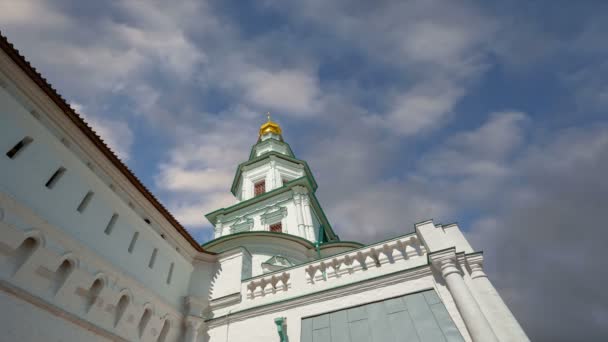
[53,258,75,294]
[114,294,130,327]
[11,237,39,275]
[86,278,104,312]
[157,319,171,342]
[138,307,152,338]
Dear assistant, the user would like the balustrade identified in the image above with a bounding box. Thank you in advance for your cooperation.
[244,234,426,301]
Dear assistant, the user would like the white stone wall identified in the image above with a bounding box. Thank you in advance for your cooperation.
[0,84,192,308]
[0,194,184,341]
[0,289,110,342]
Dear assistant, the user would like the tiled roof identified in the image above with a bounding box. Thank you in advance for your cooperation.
[0,32,205,252]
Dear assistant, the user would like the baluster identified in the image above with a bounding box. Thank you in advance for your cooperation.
[377,244,393,265]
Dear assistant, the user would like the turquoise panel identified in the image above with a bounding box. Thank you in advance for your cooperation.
[388,310,420,342]
[429,303,465,342]
[329,311,350,342]
[301,289,463,342]
[348,319,371,342]
[301,318,313,342]
[404,293,447,342]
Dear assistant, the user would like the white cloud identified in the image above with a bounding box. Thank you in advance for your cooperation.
[157,167,233,192]
[382,80,465,136]
[241,69,321,115]
[72,103,134,161]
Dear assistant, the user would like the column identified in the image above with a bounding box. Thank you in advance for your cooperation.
[292,189,306,237]
[184,316,203,342]
[429,249,498,342]
[270,159,277,190]
[301,195,315,241]
[466,254,530,342]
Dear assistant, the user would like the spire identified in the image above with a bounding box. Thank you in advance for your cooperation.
[259,112,282,137]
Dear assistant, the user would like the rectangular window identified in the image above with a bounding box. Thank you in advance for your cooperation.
[167,262,174,285]
[6,136,33,159]
[270,222,282,233]
[104,213,119,235]
[77,191,94,213]
[254,180,266,196]
[128,232,139,253]
[149,248,158,269]
[45,167,66,189]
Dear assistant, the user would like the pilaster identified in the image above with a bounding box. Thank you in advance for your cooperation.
[466,253,530,341]
[429,249,498,342]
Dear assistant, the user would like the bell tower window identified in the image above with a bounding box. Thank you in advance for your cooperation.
[270,222,282,233]
[254,180,266,196]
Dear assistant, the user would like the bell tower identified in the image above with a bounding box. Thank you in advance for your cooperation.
[205,114,338,244]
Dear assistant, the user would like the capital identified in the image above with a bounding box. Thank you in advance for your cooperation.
[466,253,486,279]
[429,249,461,278]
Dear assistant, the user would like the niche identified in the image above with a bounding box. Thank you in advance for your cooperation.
[86,277,104,312]
[114,294,130,327]
[157,319,171,342]
[138,307,152,338]
[11,236,39,275]
[53,258,75,294]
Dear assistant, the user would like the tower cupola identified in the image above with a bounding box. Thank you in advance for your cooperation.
[259,113,282,141]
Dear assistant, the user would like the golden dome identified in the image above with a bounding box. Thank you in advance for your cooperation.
[259,113,282,136]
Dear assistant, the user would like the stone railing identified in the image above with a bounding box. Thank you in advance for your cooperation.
[305,235,425,283]
[243,234,426,301]
[245,272,291,299]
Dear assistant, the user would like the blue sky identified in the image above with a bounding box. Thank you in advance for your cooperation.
[1,1,607,340]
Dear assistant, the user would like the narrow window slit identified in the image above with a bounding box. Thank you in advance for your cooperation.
[104,214,119,235]
[77,191,94,213]
[45,167,66,189]
[6,136,33,159]
[149,248,158,269]
[128,232,139,253]
[166,262,174,285]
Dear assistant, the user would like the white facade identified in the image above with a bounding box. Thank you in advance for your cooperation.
[0,33,528,342]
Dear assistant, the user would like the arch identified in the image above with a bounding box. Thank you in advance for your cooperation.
[86,274,106,312]
[53,255,77,294]
[157,316,172,342]
[114,290,132,327]
[138,303,154,338]
[11,231,43,275]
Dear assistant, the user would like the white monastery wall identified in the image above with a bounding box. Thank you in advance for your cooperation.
[0,193,183,341]
[0,289,109,342]
[0,84,193,308]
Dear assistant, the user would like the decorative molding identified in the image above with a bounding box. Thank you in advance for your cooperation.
[429,248,461,278]
[260,206,287,226]
[209,292,242,311]
[465,253,486,279]
[230,217,254,234]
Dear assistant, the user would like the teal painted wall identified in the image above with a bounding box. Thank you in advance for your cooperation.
[301,289,464,342]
